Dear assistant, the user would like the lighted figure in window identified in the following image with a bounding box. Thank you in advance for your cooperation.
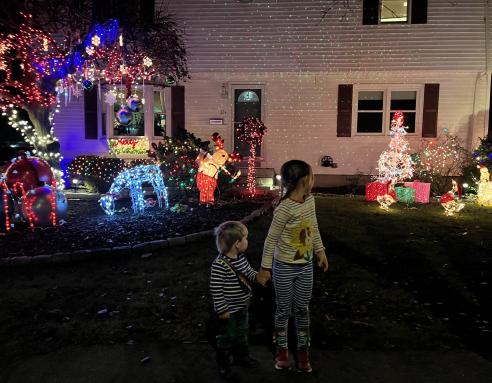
[99,165,168,215]
[477,165,492,206]
[195,133,241,205]
[376,180,397,211]
[440,179,465,216]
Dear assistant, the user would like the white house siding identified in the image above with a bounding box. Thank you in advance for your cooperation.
[159,0,492,181]
[165,0,489,72]
[53,0,491,181]
[54,93,108,171]
[181,70,487,179]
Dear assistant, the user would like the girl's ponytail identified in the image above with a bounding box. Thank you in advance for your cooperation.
[279,160,311,202]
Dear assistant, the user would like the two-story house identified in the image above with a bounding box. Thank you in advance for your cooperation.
[55,0,492,186]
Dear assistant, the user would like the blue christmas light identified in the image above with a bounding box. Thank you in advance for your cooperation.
[99,165,168,215]
[33,20,119,80]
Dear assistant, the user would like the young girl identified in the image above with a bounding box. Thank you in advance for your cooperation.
[258,160,328,373]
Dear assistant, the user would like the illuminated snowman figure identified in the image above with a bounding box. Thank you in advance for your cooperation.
[99,165,168,215]
[195,133,241,205]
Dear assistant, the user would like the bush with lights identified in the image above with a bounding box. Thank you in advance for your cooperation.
[67,156,153,193]
[148,129,208,201]
[412,131,472,195]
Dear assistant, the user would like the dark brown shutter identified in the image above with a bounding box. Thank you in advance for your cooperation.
[171,85,185,137]
[337,84,353,137]
[422,84,439,138]
[411,0,428,24]
[84,88,98,139]
[363,0,379,25]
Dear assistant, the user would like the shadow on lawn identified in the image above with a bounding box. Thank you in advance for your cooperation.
[322,226,491,361]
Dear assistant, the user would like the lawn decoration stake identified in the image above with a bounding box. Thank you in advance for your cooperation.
[99,164,168,215]
[440,179,465,216]
[195,133,241,205]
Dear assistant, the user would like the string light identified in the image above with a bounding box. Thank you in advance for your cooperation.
[236,117,267,195]
[99,165,168,215]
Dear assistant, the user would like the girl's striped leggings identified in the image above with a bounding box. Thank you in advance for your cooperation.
[272,259,313,351]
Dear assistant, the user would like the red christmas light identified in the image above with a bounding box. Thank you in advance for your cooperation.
[236,117,267,195]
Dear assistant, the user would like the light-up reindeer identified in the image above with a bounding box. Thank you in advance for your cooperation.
[99,164,168,215]
[195,133,241,205]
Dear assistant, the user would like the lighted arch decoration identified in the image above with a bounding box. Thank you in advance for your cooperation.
[99,165,168,215]
[237,90,259,103]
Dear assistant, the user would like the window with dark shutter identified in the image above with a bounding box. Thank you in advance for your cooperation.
[337,85,353,137]
[171,85,185,137]
[422,84,439,138]
[411,0,428,24]
[84,88,98,139]
[363,0,379,25]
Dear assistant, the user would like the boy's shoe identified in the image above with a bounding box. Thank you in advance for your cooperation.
[274,348,290,370]
[217,350,234,379]
[218,367,234,380]
[233,354,259,368]
[296,350,313,373]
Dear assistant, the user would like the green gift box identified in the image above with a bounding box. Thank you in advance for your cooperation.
[395,186,416,204]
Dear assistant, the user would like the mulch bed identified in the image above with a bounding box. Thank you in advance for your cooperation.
[0,193,269,258]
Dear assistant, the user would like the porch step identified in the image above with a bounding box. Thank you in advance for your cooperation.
[236,167,276,188]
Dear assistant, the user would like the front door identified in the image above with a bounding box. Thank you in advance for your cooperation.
[233,88,262,158]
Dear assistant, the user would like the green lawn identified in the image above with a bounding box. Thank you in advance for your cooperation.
[0,196,491,368]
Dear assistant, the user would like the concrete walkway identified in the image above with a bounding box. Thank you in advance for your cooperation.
[2,344,492,383]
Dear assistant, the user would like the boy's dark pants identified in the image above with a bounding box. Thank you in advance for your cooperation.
[216,308,249,370]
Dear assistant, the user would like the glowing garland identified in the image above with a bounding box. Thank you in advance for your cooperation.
[99,164,168,215]
[3,108,64,188]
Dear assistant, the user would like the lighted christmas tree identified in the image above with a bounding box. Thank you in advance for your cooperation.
[377,111,414,183]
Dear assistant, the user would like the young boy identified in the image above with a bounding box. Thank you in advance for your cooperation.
[210,221,260,379]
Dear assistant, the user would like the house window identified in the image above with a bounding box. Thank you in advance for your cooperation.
[390,91,416,133]
[113,89,145,137]
[153,90,166,137]
[380,0,409,23]
[357,91,384,133]
[355,87,421,135]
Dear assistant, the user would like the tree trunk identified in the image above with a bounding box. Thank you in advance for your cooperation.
[25,106,60,168]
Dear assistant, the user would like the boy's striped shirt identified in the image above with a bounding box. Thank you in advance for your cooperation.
[210,253,258,314]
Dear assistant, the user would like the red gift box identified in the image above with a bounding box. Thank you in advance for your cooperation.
[404,181,431,204]
[365,181,388,201]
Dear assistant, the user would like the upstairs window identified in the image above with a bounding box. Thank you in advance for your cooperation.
[363,0,427,25]
[380,0,408,23]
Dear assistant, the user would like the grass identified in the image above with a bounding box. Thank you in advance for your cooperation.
[0,196,491,368]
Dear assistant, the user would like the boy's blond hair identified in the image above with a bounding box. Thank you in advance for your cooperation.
[214,221,248,253]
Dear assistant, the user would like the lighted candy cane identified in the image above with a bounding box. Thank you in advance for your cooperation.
[13,182,34,231]
[1,181,11,232]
